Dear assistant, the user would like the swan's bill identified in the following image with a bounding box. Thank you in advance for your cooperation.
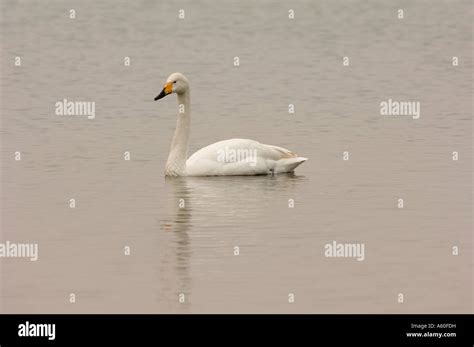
[154,82,173,101]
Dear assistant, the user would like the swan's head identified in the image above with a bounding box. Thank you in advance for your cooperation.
[154,72,189,100]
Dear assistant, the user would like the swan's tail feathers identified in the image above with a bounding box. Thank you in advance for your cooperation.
[275,157,308,173]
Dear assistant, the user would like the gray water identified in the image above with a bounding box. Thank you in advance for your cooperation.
[0,0,472,313]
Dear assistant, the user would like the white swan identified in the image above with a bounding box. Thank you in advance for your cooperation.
[154,72,307,176]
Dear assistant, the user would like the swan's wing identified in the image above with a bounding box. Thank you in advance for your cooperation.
[186,139,306,176]
[262,144,298,158]
[187,139,294,163]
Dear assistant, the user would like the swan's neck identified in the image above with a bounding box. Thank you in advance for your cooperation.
[165,91,190,176]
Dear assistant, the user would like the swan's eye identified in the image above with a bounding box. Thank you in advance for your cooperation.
[173,81,177,84]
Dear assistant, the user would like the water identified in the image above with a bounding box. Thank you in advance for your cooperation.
[0,0,472,313]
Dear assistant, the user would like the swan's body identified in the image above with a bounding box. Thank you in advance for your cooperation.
[155,73,307,176]
[186,138,306,176]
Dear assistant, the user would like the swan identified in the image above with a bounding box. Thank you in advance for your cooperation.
[154,72,307,176]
